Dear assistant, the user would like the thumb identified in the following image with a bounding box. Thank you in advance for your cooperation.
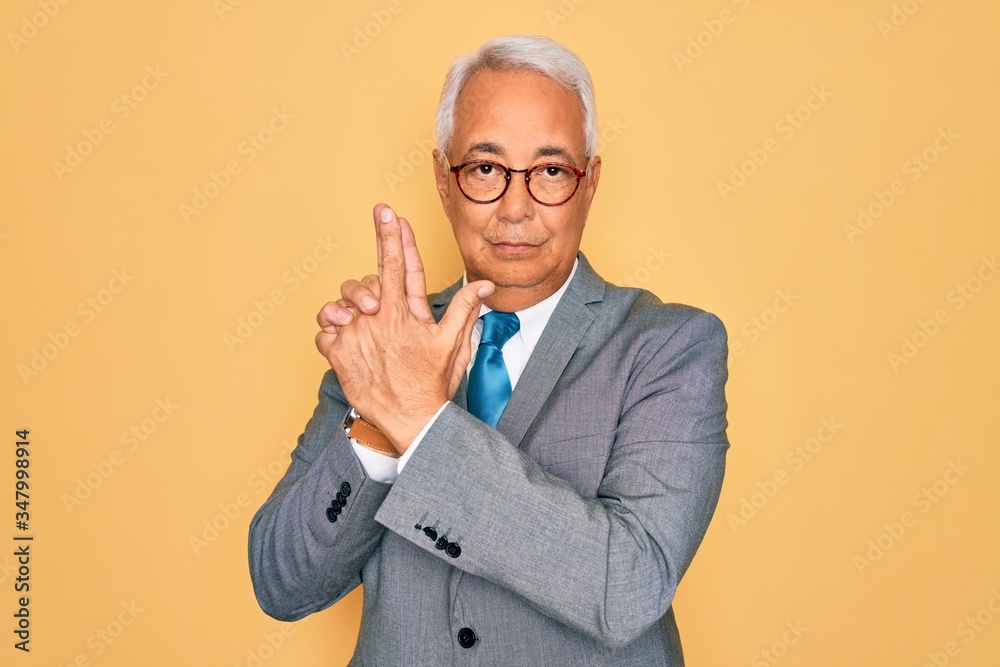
[440,280,494,333]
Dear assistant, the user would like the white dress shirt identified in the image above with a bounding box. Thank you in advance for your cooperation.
[350,260,579,483]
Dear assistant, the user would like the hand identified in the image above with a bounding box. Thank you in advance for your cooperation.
[315,204,494,451]
[329,206,484,399]
[316,207,429,328]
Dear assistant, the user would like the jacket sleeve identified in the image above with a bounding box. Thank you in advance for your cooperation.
[373,310,729,648]
[247,369,392,621]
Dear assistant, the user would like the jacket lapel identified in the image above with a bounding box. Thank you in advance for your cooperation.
[497,254,604,446]
[429,253,606,445]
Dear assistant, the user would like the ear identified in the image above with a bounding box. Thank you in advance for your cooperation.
[580,155,601,216]
[432,149,452,210]
[584,155,601,201]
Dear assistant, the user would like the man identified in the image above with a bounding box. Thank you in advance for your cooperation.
[248,35,728,666]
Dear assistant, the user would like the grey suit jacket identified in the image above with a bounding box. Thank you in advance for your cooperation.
[248,253,729,666]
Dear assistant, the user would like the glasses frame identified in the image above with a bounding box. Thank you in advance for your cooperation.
[448,159,587,207]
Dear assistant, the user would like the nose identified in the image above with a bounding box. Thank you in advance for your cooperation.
[495,171,534,223]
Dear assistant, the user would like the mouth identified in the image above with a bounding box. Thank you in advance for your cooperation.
[493,240,539,248]
[490,241,542,255]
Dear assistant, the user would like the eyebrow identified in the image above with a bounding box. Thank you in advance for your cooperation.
[463,142,505,160]
[462,142,577,165]
[534,146,575,163]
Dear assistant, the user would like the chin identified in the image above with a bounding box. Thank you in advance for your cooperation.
[471,264,543,289]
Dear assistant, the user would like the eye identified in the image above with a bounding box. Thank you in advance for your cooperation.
[476,163,494,175]
[536,164,572,180]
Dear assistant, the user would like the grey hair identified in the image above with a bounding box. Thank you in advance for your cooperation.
[434,35,598,161]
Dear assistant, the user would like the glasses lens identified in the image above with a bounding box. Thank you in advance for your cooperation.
[528,164,579,205]
[458,162,507,202]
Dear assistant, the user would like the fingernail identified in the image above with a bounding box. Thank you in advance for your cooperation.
[476,284,495,298]
[361,297,378,310]
[380,208,393,223]
[334,309,353,324]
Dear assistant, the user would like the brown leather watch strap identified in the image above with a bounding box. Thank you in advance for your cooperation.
[346,413,399,458]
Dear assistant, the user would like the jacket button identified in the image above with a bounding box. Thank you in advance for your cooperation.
[457,627,477,648]
[330,498,342,510]
[326,507,337,523]
[434,537,448,550]
[423,527,437,541]
[445,542,461,559]
[336,492,346,505]
[340,482,351,497]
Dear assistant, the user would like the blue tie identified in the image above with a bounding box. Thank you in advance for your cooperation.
[467,311,520,427]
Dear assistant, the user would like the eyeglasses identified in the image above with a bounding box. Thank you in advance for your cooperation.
[448,159,587,207]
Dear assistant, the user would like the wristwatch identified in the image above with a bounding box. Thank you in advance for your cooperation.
[345,411,399,458]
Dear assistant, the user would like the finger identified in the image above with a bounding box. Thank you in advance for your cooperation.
[315,329,336,357]
[398,216,433,321]
[448,304,479,398]
[458,290,480,358]
[361,273,382,312]
[317,300,353,331]
[444,282,488,398]
[439,280,494,335]
[360,274,382,301]
[374,205,405,301]
[341,278,381,314]
[372,205,383,274]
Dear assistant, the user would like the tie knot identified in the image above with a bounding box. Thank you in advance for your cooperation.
[480,311,520,349]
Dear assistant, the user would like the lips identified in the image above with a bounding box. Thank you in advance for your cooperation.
[487,235,544,247]
[491,241,541,254]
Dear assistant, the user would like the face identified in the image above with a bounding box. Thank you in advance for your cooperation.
[433,69,601,311]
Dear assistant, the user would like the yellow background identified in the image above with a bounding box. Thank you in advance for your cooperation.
[3,1,998,665]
